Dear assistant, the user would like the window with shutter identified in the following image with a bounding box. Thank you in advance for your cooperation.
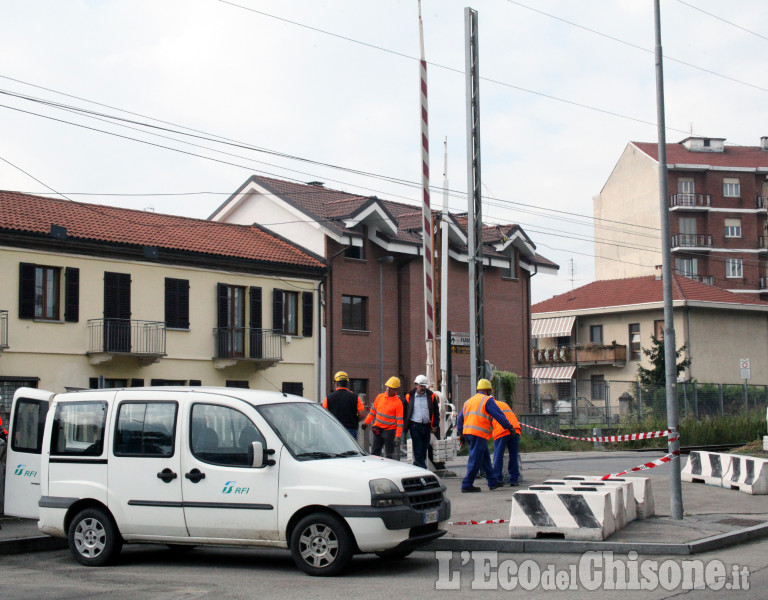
[165,278,189,329]
[64,267,79,323]
[19,263,36,319]
[104,272,131,352]
[272,289,284,332]
[250,287,263,358]
[302,291,313,337]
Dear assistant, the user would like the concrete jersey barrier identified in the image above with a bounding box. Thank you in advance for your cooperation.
[722,454,768,495]
[543,479,636,527]
[681,451,732,488]
[509,488,617,541]
[563,475,654,519]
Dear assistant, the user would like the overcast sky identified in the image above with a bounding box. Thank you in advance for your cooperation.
[1,0,766,303]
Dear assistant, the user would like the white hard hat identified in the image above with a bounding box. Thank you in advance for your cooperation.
[414,374,429,386]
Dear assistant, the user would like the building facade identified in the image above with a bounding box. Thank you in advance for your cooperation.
[531,274,768,417]
[210,176,558,411]
[0,191,325,420]
[595,136,768,297]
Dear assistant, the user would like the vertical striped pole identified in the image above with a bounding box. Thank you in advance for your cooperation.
[418,0,436,365]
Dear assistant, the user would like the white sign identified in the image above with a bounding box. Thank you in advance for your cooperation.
[740,358,751,380]
[450,332,470,347]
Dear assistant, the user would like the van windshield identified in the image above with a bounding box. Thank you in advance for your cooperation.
[256,402,363,460]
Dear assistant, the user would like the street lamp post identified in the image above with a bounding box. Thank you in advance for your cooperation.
[378,256,395,390]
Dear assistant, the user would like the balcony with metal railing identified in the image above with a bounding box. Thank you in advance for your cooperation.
[757,196,768,210]
[532,344,627,367]
[213,327,283,369]
[0,310,8,352]
[671,233,712,249]
[760,277,768,291]
[759,236,768,251]
[87,319,167,366]
[669,194,711,210]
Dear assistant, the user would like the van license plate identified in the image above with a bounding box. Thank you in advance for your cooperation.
[424,510,438,524]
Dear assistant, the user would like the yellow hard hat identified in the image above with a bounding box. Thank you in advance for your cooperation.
[334,371,349,382]
[385,376,401,389]
[477,378,493,391]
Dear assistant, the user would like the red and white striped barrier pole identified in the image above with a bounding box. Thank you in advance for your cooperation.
[417,0,436,387]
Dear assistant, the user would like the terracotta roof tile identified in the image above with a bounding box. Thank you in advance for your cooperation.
[633,141,768,169]
[0,190,325,269]
[532,274,768,314]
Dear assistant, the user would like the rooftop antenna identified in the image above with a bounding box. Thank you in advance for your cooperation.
[570,258,575,299]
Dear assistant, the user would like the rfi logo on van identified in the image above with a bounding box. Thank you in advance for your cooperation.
[14,464,37,477]
[222,481,250,495]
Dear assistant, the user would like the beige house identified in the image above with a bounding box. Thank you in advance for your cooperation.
[0,191,326,419]
[532,274,768,415]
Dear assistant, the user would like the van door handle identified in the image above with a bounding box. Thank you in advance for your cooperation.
[185,468,206,483]
[157,468,178,483]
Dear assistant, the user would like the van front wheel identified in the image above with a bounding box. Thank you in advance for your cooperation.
[68,507,122,566]
[290,513,353,576]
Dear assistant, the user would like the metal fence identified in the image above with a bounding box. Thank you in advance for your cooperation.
[453,375,768,426]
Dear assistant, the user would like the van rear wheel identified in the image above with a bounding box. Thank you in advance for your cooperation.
[68,507,122,566]
[290,513,353,576]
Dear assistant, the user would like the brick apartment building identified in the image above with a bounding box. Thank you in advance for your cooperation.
[210,176,558,410]
[594,136,768,297]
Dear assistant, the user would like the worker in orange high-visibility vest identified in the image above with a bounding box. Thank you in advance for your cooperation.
[362,377,403,459]
[456,379,516,492]
[492,399,521,486]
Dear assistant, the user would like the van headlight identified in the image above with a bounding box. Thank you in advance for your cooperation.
[369,478,404,508]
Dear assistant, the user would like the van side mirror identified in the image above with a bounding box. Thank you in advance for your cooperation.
[251,441,276,468]
[251,441,265,468]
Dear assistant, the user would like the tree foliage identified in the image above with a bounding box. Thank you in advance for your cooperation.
[636,336,691,387]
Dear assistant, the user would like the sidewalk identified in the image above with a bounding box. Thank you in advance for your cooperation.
[430,451,768,555]
[2,451,767,556]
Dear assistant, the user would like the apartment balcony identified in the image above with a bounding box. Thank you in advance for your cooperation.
[760,277,768,291]
[669,194,711,210]
[87,319,167,366]
[0,310,8,352]
[532,344,627,367]
[671,233,712,250]
[213,327,283,370]
[757,196,768,211]
[759,236,768,251]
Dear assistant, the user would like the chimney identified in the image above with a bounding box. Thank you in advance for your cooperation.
[761,137,768,151]
[655,265,663,280]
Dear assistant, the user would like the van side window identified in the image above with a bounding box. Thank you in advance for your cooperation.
[51,401,107,456]
[190,404,265,467]
[114,402,177,457]
[11,398,49,454]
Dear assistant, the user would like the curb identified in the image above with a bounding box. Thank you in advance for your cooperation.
[2,523,768,557]
[425,521,768,556]
[0,535,67,556]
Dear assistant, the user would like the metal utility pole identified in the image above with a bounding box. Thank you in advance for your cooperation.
[465,7,484,390]
[440,138,450,438]
[653,0,683,520]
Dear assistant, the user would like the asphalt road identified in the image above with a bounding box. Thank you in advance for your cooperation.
[2,540,767,599]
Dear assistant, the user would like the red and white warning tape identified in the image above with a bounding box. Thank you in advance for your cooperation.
[520,422,670,443]
[600,450,681,479]
[448,518,508,526]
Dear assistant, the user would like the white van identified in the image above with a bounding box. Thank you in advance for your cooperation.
[4,387,450,576]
